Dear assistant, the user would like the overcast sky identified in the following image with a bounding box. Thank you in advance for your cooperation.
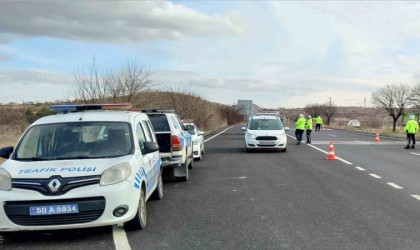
[1,1,420,108]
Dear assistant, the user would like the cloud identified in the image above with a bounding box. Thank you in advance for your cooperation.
[0,69,73,103]
[0,52,10,61]
[0,1,243,43]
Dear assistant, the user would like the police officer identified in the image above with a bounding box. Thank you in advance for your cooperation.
[404,115,419,149]
[315,115,323,132]
[295,114,306,145]
[305,115,313,144]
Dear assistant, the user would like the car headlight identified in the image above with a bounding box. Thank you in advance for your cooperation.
[100,163,131,186]
[0,168,12,191]
[247,133,256,139]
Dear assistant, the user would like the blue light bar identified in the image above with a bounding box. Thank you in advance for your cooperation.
[49,103,132,113]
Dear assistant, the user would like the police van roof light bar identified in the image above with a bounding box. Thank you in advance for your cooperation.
[50,103,132,114]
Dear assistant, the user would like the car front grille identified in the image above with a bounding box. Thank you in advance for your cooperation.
[12,175,100,196]
[256,136,277,140]
[4,197,105,226]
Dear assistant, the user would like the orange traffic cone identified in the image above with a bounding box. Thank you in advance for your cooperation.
[375,132,380,143]
[327,141,336,160]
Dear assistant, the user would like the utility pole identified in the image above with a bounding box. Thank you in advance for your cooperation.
[328,97,332,106]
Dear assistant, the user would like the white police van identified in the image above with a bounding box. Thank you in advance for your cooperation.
[0,104,162,232]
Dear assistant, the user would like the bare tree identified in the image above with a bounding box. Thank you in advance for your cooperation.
[72,59,154,105]
[411,82,420,109]
[320,104,338,125]
[304,104,322,117]
[73,58,107,104]
[371,83,412,132]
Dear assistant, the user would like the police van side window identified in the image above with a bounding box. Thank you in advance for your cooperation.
[136,124,147,149]
[142,121,154,142]
[171,116,181,130]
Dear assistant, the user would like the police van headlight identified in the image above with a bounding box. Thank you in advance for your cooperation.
[0,168,12,191]
[100,163,131,186]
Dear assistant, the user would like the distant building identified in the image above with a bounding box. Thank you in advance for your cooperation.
[237,100,253,121]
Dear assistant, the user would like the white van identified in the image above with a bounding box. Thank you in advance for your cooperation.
[0,104,162,232]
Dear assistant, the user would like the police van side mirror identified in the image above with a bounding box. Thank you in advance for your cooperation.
[0,147,14,159]
[142,141,159,154]
[284,127,290,131]
[241,127,247,131]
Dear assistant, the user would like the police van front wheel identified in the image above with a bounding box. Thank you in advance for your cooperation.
[151,170,163,200]
[124,188,147,231]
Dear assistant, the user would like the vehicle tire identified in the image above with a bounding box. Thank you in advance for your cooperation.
[124,188,147,231]
[150,169,163,200]
[245,146,249,152]
[281,147,287,152]
[188,148,194,169]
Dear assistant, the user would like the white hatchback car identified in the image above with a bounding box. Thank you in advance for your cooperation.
[347,119,360,128]
[183,123,205,160]
[241,115,288,152]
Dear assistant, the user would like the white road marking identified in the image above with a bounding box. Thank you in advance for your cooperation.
[387,182,403,189]
[327,134,337,137]
[113,225,131,250]
[238,176,247,179]
[369,174,382,179]
[204,126,234,142]
[355,166,366,171]
[411,195,420,201]
[410,152,420,156]
[232,190,238,192]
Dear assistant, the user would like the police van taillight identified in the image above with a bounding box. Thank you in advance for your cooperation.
[171,135,182,151]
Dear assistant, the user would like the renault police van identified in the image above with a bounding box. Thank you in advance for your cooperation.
[0,104,162,232]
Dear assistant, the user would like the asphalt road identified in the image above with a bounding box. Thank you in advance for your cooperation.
[2,126,420,249]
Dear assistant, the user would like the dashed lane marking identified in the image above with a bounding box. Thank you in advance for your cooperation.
[369,174,382,179]
[411,195,420,201]
[355,166,366,171]
[204,126,234,142]
[238,177,247,179]
[286,134,353,165]
[113,225,131,250]
[410,152,420,156]
[387,182,403,189]
[327,134,337,137]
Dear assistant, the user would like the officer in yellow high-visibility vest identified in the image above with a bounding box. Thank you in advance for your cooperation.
[305,115,313,144]
[404,115,419,149]
[295,114,306,145]
[315,116,323,132]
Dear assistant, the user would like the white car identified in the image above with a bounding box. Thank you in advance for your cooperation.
[347,119,360,128]
[0,104,162,233]
[241,115,288,152]
[183,122,205,160]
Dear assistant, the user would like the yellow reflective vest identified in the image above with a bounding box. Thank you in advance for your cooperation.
[315,117,323,125]
[305,118,313,130]
[295,117,306,130]
[405,120,419,134]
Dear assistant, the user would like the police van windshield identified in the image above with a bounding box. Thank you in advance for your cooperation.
[14,122,133,161]
[249,119,284,130]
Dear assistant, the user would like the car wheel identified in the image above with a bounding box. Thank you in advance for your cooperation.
[124,188,147,231]
[151,170,163,200]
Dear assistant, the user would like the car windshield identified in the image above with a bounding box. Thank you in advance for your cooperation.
[14,122,133,161]
[248,119,283,130]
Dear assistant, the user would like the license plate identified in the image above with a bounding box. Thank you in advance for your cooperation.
[29,204,79,216]
[258,141,275,145]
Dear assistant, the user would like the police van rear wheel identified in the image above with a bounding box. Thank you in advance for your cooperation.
[124,188,147,231]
